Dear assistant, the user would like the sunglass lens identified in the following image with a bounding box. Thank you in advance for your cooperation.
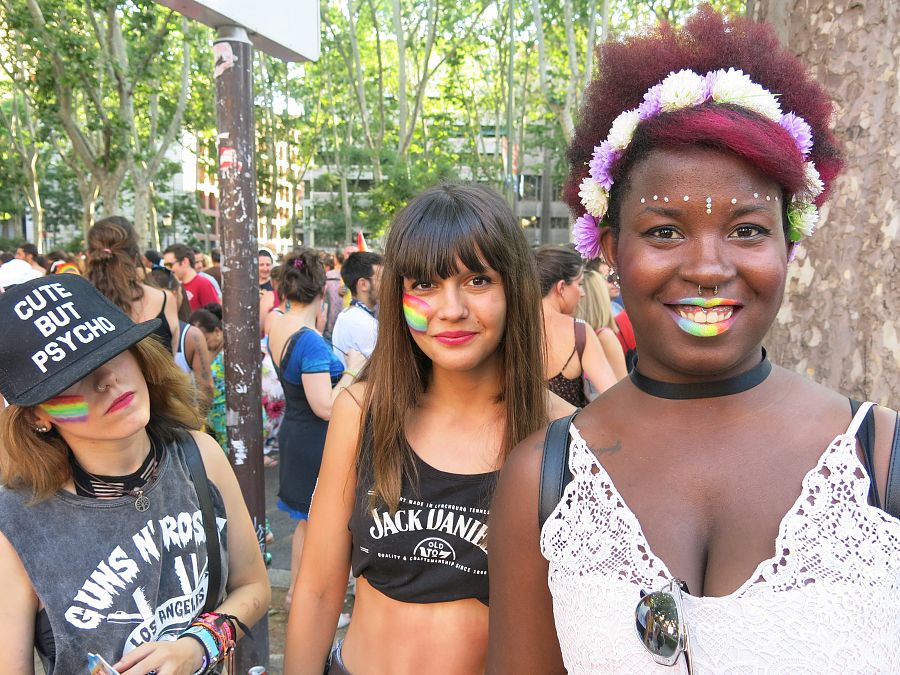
[635,591,682,662]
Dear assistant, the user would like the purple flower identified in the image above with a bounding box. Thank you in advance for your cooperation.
[780,112,814,157]
[637,83,662,120]
[572,213,602,260]
[703,70,718,100]
[589,141,619,190]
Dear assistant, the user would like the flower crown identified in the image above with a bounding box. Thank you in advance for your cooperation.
[573,68,824,259]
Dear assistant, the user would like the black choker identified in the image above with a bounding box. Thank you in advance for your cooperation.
[630,349,771,399]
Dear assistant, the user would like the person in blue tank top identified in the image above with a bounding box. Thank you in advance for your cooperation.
[265,248,366,612]
[283,184,574,674]
[0,275,269,674]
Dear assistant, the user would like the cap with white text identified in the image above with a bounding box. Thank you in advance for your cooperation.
[0,275,159,406]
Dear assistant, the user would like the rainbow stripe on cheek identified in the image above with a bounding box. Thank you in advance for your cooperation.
[675,316,730,337]
[39,395,89,423]
[402,294,430,332]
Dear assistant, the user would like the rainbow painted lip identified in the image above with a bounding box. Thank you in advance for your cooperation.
[671,297,740,308]
[666,298,741,337]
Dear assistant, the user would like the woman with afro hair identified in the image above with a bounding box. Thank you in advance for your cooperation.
[487,7,900,674]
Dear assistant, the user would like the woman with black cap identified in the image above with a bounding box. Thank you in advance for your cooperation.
[0,275,269,674]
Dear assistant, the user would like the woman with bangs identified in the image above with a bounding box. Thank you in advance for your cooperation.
[284,183,573,674]
[488,8,900,674]
[0,276,268,674]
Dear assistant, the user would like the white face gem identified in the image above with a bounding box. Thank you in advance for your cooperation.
[663,197,669,202]
[640,197,646,204]
[775,196,780,201]
[731,198,737,204]
[653,195,658,200]
[706,197,712,203]
[754,192,759,198]
[766,195,771,201]
[706,209,712,214]
[683,195,690,202]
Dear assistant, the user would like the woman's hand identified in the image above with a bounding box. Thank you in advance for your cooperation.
[345,349,367,375]
[114,636,205,675]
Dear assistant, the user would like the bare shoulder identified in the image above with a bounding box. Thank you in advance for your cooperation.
[502,426,551,490]
[187,429,234,486]
[546,390,577,419]
[334,382,368,420]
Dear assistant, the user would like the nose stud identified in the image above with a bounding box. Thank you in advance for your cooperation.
[95,383,111,393]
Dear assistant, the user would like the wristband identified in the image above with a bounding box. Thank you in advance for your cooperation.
[181,625,221,667]
[179,631,211,674]
[342,370,358,379]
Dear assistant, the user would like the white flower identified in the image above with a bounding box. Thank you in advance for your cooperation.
[708,68,782,121]
[803,161,824,199]
[579,177,609,219]
[607,109,640,151]
[659,69,707,112]
[788,202,820,238]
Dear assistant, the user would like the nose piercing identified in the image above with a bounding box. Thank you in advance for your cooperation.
[95,383,110,393]
[698,285,719,296]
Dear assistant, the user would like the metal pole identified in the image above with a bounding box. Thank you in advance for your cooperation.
[214,24,269,669]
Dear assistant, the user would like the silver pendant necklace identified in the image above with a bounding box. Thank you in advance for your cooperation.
[70,439,159,511]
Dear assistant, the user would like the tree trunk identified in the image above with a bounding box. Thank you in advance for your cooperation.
[540,146,553,244]
[340,171,352,244]
[76,175,99,242]
[131,168,152,245]
[97,164,127,219]
[391,0,408,157]
[752,0,899,405]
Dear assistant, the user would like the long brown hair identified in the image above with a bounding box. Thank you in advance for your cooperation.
[0,337,202,501]
[86,216,145,315]
[360,183,547,512]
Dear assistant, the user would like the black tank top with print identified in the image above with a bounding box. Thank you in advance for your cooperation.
[349,428,497,606]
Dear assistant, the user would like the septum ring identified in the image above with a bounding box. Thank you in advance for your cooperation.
[698,284,718,297]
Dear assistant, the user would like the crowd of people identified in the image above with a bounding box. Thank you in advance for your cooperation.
[0,6,898,675]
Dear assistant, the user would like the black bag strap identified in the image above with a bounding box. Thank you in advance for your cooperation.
[538,412,578,529]
[850,398,880,509]
[883,411,900,519]
[177,430,222,614]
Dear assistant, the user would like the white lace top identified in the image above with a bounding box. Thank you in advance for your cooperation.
[541,402,900,674]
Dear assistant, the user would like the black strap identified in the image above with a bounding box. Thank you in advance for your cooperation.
[178,430,222,614]
[884,411,900,519]
[850,399,880,509]
[538,412,578,529]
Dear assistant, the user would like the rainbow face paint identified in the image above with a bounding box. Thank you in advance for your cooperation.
[669,297,740,337]
[402,294,430,332]
[39,395,89,423]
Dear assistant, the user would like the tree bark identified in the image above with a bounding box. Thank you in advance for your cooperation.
[752,0,899,405]
[391,0,408,157]
[539,146,553,243]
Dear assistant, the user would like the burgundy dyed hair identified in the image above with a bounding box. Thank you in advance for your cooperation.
[565,6,843,237]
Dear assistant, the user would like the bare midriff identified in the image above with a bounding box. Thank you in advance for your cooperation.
[340,576,488,674]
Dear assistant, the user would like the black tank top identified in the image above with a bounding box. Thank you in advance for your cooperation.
[349,431,497,605]
[148,290,174,353]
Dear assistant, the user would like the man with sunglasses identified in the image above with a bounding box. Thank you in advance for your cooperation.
[163,244,220,311]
